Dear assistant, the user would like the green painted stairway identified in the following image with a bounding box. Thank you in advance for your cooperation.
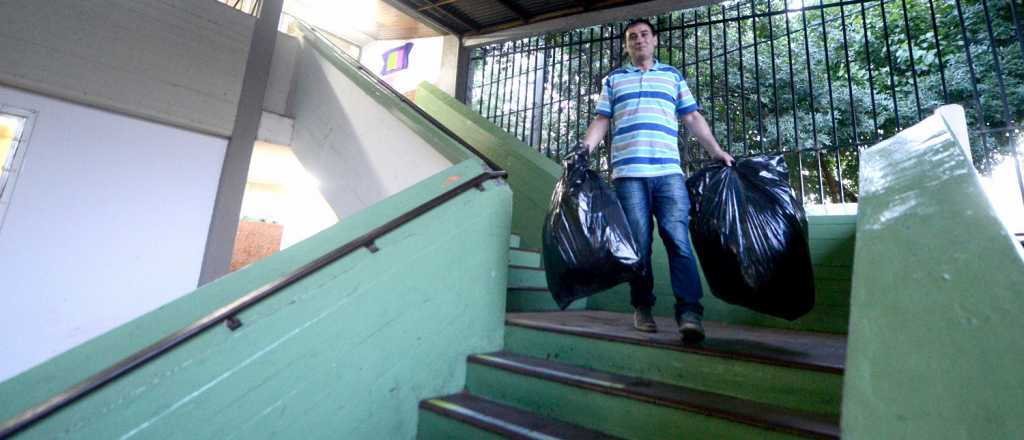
[506,234,586,312]
[418,234,847,439]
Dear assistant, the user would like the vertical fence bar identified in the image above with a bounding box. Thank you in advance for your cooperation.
[486,48,497,121]
[898,0,923,120]
[533,42,550,150]
[860,1,880,144]
[1007,0,1024,209]
[768,0,782,152]
[587,27,598,170]
[878,0,902,131]
[520,38,535,142]
[801,0,820,154]
[737,2,749,155]
[979,0,1012,128]
[954,0,988,152]
[708,6,716,143]
[511,39,523,134]
[926,0,948,102]
[819,0,839,153]
[752,0,766,154]
[838,2,856,202]
[722,4,732,153]
[495,42,508,127]
[555,34,566,158]
[475,50,484,114]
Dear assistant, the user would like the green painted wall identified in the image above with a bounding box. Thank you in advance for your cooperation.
[414,84,854,332]
[841,106,1024,438]
[414,82,561,249]
[0,160,513,439]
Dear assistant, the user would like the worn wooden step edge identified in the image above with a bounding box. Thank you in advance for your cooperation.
[420,392,623,440]
[506,312,844,374]
[508,265,545,272]
[470,352,840,440]
[507,287,548,292]
[509,247,542,254]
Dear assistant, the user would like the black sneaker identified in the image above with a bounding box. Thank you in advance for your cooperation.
[678,312,705,343]
[633,307,658,333]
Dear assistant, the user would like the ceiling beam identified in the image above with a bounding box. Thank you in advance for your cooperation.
[381,0,459,34]
[434,2,483,32]
[494,0,532,21]
[463,0,722,47]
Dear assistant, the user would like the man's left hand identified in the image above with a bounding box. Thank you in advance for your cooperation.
[713,150,735,166]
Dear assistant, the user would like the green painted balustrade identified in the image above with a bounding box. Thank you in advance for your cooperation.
[414,82,562,250]
[841,105,1024,438]
[0,162,512,438]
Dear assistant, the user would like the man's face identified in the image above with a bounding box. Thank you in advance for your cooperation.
[624,22,657,62]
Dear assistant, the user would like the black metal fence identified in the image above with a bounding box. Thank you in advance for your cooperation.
[467,0,1024,206]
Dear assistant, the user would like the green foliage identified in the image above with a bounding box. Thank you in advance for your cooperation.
[470,0,1024,203]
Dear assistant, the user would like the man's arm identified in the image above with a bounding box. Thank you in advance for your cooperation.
[580,115,611,153]
[680,111,735,165]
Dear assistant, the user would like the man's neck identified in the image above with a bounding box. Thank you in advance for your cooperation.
[630,57,655,72]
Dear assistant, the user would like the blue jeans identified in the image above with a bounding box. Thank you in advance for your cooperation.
[614,174,704,319]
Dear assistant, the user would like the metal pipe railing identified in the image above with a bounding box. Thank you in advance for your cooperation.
[0,17,512,440]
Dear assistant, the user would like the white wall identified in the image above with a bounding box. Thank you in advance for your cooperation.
[0,0,254,137]
[263,33,302,117]
[289,41,452,218]
[359,37,445,94]
[0,85,226,382]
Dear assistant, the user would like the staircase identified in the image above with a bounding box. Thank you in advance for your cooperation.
[505,234,586,312]
[418,234,845,439]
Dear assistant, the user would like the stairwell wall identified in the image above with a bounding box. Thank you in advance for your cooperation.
[0,85,226,383]
[0,160,512,439]
[287,38,454,219]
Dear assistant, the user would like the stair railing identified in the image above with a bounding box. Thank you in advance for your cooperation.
[0,19,507,439]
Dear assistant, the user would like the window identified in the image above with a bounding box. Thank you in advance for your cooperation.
[0,106,36,230]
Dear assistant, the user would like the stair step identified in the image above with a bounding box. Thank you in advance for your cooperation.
[509,248,541,268]
[508,289,586,312]
[468,352,840,440]
[508,266,547,289]
[418,392,622,439]
[509,234,522,249]
[504,311,845,417]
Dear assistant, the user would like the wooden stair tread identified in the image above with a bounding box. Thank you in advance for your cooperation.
[508,265,545,272]
[471,352,840,439]
[507,311,846,373]
[421,392,622,439]
[509,247,541,254]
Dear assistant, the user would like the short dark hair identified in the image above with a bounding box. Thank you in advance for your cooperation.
[625,18,657,37]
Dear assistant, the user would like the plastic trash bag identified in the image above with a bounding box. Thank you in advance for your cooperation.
[686,155,815,320]
[543,149,644,309]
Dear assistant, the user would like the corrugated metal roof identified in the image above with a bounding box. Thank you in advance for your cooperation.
[392,0,660,35]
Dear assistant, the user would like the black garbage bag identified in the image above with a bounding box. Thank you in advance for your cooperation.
[686,155,815,320]
[543,149,644,309]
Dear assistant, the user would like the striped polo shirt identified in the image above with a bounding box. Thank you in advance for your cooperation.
[595,60,701,179]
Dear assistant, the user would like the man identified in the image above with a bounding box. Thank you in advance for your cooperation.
[580,18,734,343]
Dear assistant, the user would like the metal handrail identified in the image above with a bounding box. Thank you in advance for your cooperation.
[296,20,505,173]
[0,169,506,438]
[1,20,512,438]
